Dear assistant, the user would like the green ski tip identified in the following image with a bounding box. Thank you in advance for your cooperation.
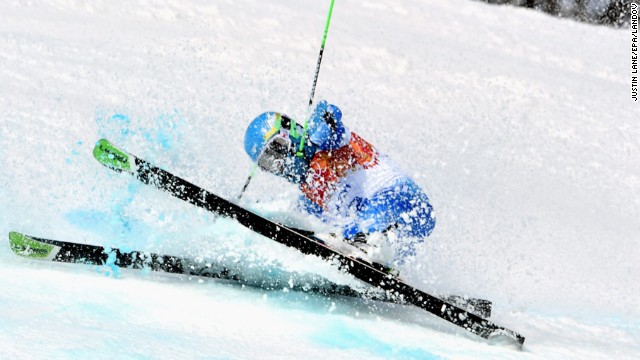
[8,232,55,258]
[93,139,132,172]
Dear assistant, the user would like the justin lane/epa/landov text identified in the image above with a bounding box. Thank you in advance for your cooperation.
[632,2,638,101]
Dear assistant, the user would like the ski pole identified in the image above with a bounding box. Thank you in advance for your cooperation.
[238,0,336,200]
[308,0,335,108]
[297,0,335,157]
[237,163,258,200]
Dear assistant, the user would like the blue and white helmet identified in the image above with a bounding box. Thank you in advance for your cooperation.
[244,112,314,183]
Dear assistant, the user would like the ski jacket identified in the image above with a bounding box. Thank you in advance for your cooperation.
[298,101,436,258]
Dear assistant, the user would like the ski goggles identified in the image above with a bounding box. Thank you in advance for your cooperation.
[257,115,312,183]
[257,134,295,174]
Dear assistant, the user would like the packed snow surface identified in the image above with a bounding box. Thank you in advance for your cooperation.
[1,0,638,359]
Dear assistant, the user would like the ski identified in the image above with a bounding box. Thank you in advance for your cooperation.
[7,231,375,298]
[7,231,492,318]
[92,139,525,347]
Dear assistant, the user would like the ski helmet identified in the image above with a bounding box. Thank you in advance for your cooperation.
[244,112,314,184]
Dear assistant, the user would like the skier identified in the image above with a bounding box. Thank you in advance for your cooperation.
[244,100,436,266]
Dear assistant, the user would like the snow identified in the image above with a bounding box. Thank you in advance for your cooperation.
[1,0,639,359]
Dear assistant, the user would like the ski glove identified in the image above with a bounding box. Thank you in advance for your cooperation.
[307,100,350,151]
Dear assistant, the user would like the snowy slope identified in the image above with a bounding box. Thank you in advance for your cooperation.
[1,0,638,359]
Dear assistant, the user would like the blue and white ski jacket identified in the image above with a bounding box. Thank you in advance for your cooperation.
[298,101,436,259]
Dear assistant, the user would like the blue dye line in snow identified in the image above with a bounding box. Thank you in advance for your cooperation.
[95,111,184,152]
[74,110,186,248]
[310,321,442,360]
[65,208,151,243]
[102,248,121,277]
[146,111,180,150]
[65,139,84,165]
